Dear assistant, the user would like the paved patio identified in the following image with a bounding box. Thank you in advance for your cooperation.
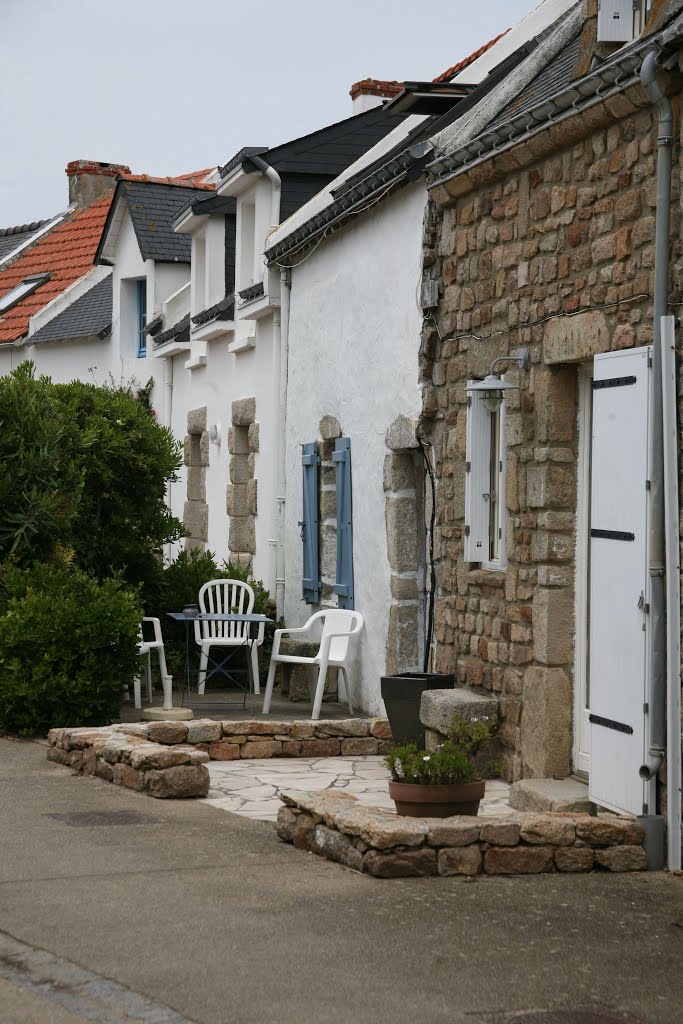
[118,690,354,723]
[203,755,513,822]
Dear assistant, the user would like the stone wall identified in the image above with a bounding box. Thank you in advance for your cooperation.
[183,406,209,552]
[227,397,258,569]
[420,92,683,783]
[47,718,393,797]
[384,415,425,674]
[277,790,647,877]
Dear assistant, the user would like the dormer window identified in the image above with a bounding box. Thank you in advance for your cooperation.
[0,273,50,314]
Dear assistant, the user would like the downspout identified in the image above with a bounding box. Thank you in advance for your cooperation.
[638,50,672,787]
[276,269,291,621]
[249,153,286,613]
[249,155,281,232]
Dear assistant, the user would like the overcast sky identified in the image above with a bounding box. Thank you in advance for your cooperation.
[2,0,535,226]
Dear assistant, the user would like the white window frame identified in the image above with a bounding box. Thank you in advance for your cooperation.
[464,386,507,571]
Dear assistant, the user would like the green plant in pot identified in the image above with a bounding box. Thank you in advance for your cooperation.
[384,714,499,817]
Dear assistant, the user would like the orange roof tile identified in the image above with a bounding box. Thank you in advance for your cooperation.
[433,30,509,83]
[0,193,113,344]
[350,31,509,100]
[118,171,215,190]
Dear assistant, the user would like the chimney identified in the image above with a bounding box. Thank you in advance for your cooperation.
[350,79,403,114]
[66,160,131,208]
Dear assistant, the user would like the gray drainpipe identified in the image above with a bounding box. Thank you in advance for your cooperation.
[638,49,672,787]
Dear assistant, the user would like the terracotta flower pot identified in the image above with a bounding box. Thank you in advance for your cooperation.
[388,779,485,818]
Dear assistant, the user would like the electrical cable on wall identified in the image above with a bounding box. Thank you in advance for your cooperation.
[417,435,436,674]
[425,292,653,346]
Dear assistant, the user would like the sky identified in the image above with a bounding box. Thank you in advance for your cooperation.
[1,0,535,226]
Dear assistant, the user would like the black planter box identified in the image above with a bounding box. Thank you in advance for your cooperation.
[380,672,455,750]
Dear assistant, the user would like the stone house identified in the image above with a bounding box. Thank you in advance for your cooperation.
[419,0,683,861]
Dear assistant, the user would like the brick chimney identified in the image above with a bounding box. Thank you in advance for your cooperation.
[350,79,403,114]
[66,160,131,208]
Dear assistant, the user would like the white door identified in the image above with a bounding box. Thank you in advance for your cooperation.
[574,365,593,777]
[588,347,650,816]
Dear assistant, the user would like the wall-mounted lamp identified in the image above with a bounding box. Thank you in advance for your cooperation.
[466,349,529,413]
[209,423,221,446]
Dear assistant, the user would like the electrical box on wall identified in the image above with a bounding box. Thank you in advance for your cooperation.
[597,0,635,44]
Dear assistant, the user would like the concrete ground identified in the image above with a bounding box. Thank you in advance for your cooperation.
[1,738,682,1024]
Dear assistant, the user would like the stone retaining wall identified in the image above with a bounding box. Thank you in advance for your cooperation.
[277,791,647,877]
[46,718,392,799]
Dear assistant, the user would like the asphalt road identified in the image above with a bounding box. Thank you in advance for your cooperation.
[0,737,681,1024]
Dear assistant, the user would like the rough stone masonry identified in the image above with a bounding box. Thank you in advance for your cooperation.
[419,73,683,786]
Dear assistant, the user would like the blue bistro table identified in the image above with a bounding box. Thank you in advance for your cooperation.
[167,612,272,714]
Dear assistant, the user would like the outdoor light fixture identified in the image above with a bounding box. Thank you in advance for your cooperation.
[467,349,530,413]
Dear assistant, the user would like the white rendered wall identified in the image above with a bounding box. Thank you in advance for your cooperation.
[167,318,279,591]
[284,183,426,715]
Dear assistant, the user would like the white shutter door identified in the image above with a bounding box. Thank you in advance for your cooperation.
[588,346,650,815]
[464,388,491,562]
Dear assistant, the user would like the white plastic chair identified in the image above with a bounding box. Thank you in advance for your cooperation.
[262,609,364,721]
[195,579,265,695]
[134,617,172,711]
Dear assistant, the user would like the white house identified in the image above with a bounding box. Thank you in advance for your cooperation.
[264,0,578,716]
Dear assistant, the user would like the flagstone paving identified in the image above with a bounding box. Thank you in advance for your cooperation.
[203,755,513,822]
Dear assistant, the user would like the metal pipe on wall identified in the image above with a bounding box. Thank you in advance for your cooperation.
[661,315,682,871]
[638,50,672,788]
[275,268,291,621]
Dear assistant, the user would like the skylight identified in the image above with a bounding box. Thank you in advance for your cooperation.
[0,273,50,314]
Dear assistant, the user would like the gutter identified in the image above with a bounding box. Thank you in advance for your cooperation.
[637,51,671,803]
[427,38,652,189]
[248,154,281,230]
[265,147,425,266]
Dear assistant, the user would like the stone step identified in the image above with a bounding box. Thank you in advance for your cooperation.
[509,777,597,815]
[420,687,499,737]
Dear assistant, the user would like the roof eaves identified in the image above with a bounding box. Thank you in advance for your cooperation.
[218,147,269,180]
[426,34,663,188]
[191,292,235,326]
[265,144,428,266]
[154,313,191,346]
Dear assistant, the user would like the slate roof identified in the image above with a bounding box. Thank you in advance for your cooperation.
[30,275,112,343]
[154,314,190,346]
[0,219,52,261]
[99,180,215,264]
[253,106,409,177]
[265,31,536,264]
[0,194,113,344]
[488,32,581,130]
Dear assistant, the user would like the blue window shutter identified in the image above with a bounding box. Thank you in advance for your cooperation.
[333,436,354,609]
[300,442,320,603]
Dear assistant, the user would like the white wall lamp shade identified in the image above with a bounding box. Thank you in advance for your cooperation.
[466,349,529,413]
[209,423,221,446]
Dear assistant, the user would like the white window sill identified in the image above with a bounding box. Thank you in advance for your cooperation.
[184,354,207,371]
[228,335,256,355]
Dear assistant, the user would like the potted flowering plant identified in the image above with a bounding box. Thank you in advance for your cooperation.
[384,714,498,817]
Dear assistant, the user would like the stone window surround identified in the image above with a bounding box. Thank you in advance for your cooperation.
[183,406,209,552]
[227,397,258,571]
[384,415,426,676]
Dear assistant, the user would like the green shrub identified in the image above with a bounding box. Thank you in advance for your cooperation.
[0,363,84,563]
[51,376,184,601]
[0,363,184,599]
[0,562,142,735]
